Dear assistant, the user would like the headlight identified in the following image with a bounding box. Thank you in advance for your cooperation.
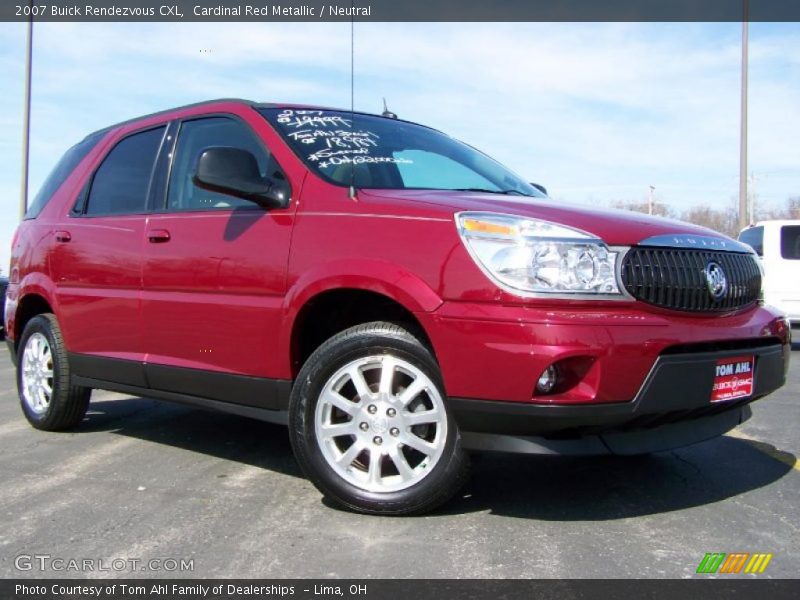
[456,212,624,297]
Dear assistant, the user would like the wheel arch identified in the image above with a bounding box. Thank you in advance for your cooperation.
[10,278,58,355]
[282,263,443,377]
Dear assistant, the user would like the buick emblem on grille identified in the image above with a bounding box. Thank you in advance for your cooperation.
[704,261,728,301]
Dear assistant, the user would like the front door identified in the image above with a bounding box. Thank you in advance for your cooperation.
[141,115,296,408]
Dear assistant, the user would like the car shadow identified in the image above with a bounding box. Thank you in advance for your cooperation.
[80,396,795,520]
[81,396,302,480]
[222,208,293,241]
[435,436,795,520]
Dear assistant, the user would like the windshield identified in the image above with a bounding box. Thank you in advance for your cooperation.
[259,108,543,197]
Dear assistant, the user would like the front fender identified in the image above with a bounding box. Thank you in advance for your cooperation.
[278,259,443,374]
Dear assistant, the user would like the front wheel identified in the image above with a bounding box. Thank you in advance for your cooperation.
[289,322,470,515]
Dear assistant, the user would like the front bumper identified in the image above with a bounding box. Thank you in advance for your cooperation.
[423,302,790,404]
[765,298,800,325]
[419,301,791,455]
[451,342,788,455]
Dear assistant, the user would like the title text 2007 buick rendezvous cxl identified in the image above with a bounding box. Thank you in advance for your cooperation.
[6,99,790,514]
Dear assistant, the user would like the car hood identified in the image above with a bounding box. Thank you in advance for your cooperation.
[361,189,729,247]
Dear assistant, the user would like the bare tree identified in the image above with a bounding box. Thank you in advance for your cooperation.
[680,205,739,238]
[755,196,800,221]
[785,196,800,219]
[611,200,675,219]
[609,195,798,239]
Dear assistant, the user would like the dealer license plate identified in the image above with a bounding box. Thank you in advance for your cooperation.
[710,355,754,402]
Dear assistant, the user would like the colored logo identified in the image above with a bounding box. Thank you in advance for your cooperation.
[704,261,728,300]
[696,553,773,574]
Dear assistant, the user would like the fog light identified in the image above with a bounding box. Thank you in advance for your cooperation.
[536,365,559,394]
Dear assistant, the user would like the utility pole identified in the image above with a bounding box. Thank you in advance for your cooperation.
[738,6,749,232]
[648,185,655,215]
[747,171,763,225]
[20,5,33,220]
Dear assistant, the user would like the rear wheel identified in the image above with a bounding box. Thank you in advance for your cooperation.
[17,314,90,431]
[289,322,469,515]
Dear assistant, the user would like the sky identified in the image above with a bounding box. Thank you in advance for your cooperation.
[0,21,798,271]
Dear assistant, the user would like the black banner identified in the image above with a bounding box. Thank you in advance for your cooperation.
[3,0,800,22]
[3,579,800,600]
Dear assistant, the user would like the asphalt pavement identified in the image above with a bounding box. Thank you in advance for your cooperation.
[1,341,798,579]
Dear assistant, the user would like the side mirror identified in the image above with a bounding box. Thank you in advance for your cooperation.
[530,182,548,196]
[193,147,289,209]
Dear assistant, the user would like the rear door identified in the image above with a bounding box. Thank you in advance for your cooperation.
[50,125,168,385]
[141,114,296,408]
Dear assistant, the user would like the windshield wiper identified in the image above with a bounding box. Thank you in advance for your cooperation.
[454,188,529,196]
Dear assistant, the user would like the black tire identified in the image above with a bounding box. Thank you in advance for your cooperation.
[289,321,470,515]
[17,314,91,431]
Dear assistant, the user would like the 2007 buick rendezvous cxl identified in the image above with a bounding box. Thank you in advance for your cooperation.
[6,99,790,514]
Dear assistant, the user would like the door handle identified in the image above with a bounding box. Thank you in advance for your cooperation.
[147,229,171,243]
[54,230,71,242]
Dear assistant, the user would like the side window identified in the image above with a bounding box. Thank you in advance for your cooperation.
[780,225,800,260]
[167,117,283,211]
[85,126,166,216]
[738,226,764,256]
[26,132,104,219]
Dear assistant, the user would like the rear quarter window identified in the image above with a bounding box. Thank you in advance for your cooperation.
[25,132,104,219]
[780,225,800,260]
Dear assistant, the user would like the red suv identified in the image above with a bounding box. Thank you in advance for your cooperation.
[6,99,790,515]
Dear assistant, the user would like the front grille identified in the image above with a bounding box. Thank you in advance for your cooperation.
[620,247,761,312]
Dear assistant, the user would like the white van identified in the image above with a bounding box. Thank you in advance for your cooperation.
[739,220,800,324]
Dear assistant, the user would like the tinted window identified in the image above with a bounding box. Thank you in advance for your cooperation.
[738,226,764,256]
[167,117,283,211]
[780,225,800,260]
[85,126,165,216]
[260,108,543,197]
[25,132,103,219]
